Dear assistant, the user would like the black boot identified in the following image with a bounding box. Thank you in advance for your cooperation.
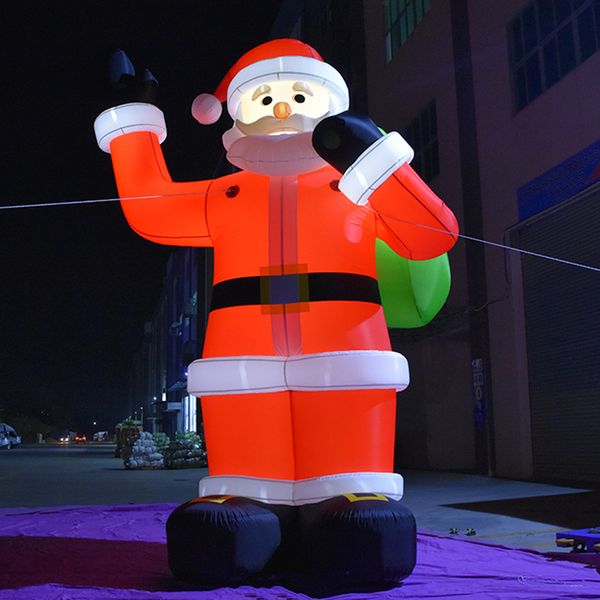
[166,495,281,585]
[299,493,416,589]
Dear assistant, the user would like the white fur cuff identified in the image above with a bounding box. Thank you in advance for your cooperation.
[339,132,414,205]
[198,472,404,505]
[94,102,167,153]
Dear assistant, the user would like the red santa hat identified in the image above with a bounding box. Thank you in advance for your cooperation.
[191,38,349,125]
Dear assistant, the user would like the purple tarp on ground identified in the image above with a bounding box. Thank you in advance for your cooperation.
[0,503,598,599]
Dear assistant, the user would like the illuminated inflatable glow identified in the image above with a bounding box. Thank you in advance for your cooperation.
[94,38,458,588]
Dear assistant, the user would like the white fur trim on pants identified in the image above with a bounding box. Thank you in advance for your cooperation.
[187,350,409,396]
[94,102,167,153]
[339,131,414,206]
[198,472,404,506]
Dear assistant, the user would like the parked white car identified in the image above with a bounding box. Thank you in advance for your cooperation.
[0,424,21,448]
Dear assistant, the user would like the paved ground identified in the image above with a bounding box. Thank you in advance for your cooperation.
[0,444,206,507]
[402,470,597,551]
[1,444,597,553]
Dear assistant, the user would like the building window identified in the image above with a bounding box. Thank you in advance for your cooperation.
[384,0,431,62]
[508,0,600,112]
[402,101,439,182]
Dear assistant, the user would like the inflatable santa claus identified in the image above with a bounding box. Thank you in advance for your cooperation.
[95,38,458,588]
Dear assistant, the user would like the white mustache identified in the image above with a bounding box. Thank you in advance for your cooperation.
[226,131,327,176]
[236,114,321,136]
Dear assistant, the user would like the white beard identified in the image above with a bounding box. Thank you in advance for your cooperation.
[223,125,328,177]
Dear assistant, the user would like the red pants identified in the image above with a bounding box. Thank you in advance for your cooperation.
[201,388,396,480]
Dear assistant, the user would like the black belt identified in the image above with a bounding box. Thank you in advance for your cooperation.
[210,272,381,311]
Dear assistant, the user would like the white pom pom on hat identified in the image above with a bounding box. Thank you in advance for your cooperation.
[191,38,349,125]
[191,93,223,125]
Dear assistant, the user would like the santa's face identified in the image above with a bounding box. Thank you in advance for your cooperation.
[224,80,332,176]
[237,80,330,132]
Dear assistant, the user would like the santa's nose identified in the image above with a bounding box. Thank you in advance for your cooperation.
[273,101,292,119]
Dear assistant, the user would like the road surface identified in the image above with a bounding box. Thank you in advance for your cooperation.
[0,444,206,508]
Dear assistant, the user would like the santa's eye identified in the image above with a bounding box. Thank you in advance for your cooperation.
[294,94,306,103]
[261,96,273,106]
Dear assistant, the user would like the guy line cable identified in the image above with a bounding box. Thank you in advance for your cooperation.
[1,191,598,273]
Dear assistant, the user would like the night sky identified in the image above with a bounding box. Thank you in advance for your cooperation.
[0,1,283,432]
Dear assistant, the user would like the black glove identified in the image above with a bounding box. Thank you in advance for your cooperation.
[312,111,384,174]
[106,49,159,106]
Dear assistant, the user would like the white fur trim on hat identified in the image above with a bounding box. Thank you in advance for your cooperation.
[191,93,223,125]
[227,55,349,120]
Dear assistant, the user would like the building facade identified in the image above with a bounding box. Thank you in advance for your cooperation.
[129,247,212,438]
[362,0,600,481]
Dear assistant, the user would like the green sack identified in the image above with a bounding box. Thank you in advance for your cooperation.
[376,239,451,328]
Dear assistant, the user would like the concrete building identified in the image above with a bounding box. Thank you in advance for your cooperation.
[278,0,600,483]
[361,0,600,482]
[129,247,212,437]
